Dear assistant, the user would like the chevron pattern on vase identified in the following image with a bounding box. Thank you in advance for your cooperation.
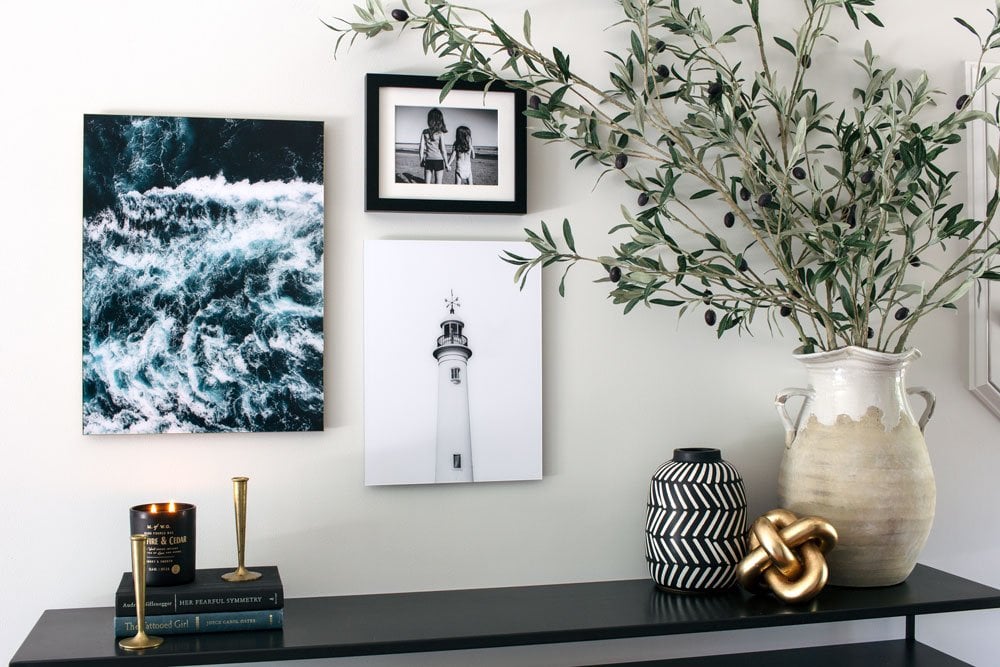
[645,454,748,592]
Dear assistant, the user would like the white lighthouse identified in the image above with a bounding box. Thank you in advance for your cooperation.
[433,291,474,483]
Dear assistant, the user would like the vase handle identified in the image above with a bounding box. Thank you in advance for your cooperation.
[907,386,936,433]
[775,387,814,449]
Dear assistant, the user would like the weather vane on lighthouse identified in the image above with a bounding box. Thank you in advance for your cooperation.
[433,291,474,483]
[445,290,461,315]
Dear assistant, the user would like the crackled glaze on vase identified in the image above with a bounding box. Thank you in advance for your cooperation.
[776,346,936,587]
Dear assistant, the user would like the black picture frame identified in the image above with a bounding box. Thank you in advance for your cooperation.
[365,73,527,214]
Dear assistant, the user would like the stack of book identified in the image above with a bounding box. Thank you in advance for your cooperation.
[114,566,284,637]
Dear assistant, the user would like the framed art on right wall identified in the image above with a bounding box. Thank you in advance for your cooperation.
[365,73,527,214]
[966,60,1000,418]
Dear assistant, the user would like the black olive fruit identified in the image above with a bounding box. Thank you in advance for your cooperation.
[860,170,875,184]
[757,192,773,207]
[391,8,409,21]
[637,192,650,207]
[894,307,910,321]
[656,64,670,79]
[792,166,807,180]
[957,94,970,110]
[528,94,541,110]
[609,266,622,283]
[739,186,751,201]
[780,305,792,317]
[723,212,735,228]
[704,309,717,326]
[615,154,628,169]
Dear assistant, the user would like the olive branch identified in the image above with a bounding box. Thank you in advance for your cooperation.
[330,0,1000,353]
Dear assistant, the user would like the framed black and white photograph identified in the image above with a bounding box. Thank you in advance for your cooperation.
[82,114,325,434]
[365,74,527,214]
[363,240,542,485]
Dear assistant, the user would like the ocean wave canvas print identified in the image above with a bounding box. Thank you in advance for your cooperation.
[82,114,325,434]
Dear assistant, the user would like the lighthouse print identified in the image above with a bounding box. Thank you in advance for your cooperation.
[434,292,474,482]
[363,240,542,486]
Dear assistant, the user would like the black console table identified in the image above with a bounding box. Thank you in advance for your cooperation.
[10,564,1000,666]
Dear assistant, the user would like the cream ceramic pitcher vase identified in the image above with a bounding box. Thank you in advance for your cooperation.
[775,346,936,587]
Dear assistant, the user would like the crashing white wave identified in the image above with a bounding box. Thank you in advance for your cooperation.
[83,175,324,434]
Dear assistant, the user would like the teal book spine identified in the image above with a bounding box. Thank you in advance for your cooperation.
[113,608,283,637]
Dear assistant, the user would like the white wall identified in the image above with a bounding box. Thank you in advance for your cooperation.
[2,1,1000,665]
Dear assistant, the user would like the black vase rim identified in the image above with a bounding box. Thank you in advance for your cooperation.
[672,447,722,463]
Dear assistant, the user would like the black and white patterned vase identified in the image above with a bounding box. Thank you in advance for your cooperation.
[645,447,748,593]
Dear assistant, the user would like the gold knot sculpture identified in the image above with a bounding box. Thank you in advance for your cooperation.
[736,509,838,603]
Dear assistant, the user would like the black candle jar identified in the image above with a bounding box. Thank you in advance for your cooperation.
[129,502,196,586]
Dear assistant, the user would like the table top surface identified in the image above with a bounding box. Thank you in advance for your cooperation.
[10,564,1000,666]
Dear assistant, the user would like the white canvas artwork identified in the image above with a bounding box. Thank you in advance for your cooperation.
[363,240,542,485]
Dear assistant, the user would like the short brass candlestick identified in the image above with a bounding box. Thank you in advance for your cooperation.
[222,476,261,582]
[118,535,164,651]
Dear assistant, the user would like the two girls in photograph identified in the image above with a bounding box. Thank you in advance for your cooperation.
[419,108,475,185]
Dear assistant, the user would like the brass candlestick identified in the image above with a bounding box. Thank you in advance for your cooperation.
[222,476,261,582]
[118,535,164,651]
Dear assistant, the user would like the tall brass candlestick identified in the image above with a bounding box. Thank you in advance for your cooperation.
[222,476,261,582]
[118,535,164,651]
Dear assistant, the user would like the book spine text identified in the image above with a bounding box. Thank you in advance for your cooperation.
[113,609,283,637]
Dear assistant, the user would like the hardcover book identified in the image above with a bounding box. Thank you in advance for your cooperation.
[116,566,283,616]
[113,608,283,637]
